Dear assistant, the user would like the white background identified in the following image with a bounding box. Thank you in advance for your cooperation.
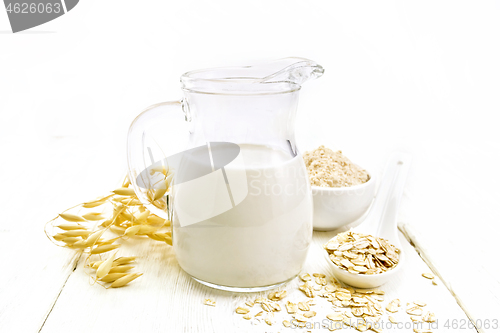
[1,0,499,327]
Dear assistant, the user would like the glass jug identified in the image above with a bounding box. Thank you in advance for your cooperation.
[127,58,324,291]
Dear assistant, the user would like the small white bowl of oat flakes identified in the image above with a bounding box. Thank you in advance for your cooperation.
[303,145,375,231]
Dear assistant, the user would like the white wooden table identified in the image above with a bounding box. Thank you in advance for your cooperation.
[2,2,500,330]
[0,218,480,333]
[0,136,494,333]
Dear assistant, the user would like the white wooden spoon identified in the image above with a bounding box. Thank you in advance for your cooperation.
[326,151,412,288]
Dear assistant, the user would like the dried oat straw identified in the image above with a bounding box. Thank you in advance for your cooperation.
[303,145,369,188]
[44,174,172,289]
[110,273,143,288]
[325,231,401,275]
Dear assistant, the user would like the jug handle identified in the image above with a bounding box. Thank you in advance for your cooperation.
[127,100,189,220]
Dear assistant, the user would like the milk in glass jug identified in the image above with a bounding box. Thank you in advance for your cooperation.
[127,58,324,291]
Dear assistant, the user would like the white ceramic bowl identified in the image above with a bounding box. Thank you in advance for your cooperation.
[312,173,376,231]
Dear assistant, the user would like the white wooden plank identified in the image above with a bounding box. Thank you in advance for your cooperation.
[0,136,123,333]
[400,223,498,333]
[395,141,500,333]
[0,231,81,333]
[39,229,475,333]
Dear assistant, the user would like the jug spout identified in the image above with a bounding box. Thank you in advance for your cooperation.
[260,57,324,86]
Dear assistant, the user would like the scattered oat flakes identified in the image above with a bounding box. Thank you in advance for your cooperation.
[351,307,364,317]
[329,321,344,331]
[242,314,251,320]
[203,298,216,307]
[325,285,337,292]
[255,296,266,303]
[406,306,423,316]
[261,302,272,312]
[283,320,291,327]
[300,273,312,281]
[313,284,323,291]
[268,289,287,301]
[235,272,391,329]
[422,273,434,279]
[271,302,281,312]
[286,301,298,314]
[423,311,436,323]
[264,313,274,326]
[303,310,316,318]
[343,317,354,327]
[298,301,310,311]
[356,289,385,295]
[388,316,398,324]
[235,306,250,314]
[293,313,308,322]
[315,275,327,285]
[327,313,343,321]
[386,299,400,313]
[299,281,316,298]
[356,323,368,332]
